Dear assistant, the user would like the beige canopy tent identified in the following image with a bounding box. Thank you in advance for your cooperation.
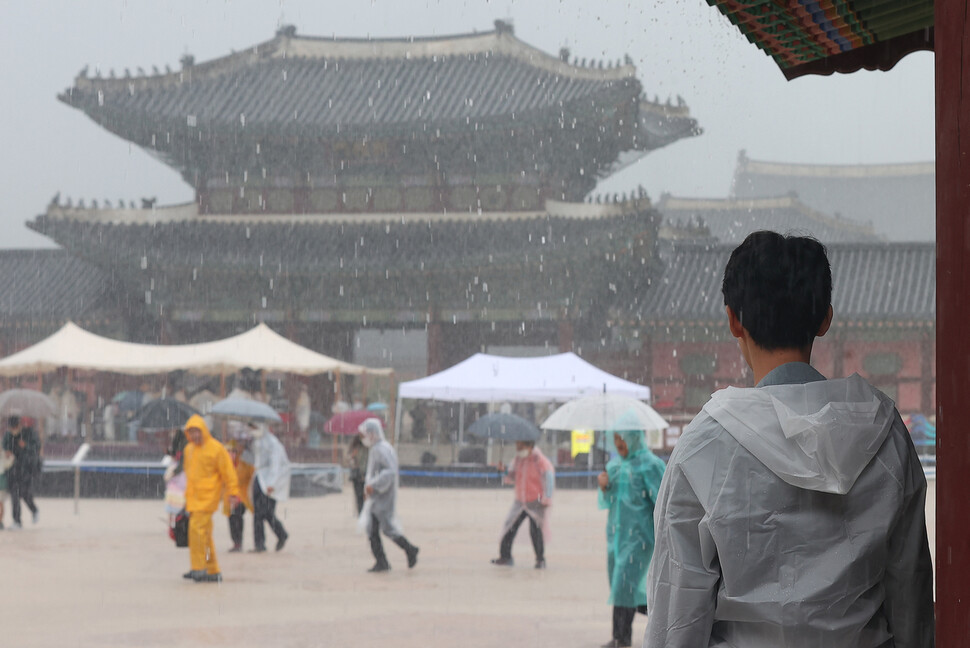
[0,322,392,377]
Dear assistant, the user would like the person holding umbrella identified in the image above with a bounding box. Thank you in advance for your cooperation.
[597,412,666,648]
[358,418,419,572]
[2,416,40,529]
[491,436,554,569]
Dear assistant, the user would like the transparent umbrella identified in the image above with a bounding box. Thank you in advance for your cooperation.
[0,389,57,419]
[540,393,669,433]
[210,397,282,423]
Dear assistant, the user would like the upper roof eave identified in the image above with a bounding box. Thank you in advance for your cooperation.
[69,25,637,95]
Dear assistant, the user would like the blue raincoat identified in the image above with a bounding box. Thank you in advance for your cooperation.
[598,423,666,608]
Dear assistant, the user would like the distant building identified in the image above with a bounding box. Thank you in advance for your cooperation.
[731,151,934,242]
[21,23,701,382]
[634,240,935,433]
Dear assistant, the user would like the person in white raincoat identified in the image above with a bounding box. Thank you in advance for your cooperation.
[358,419,419,572]
[646,231,934,648]
[248,423,290,552]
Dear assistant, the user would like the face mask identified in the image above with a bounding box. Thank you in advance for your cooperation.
[249,426,264,439]
[361,434,375,448]
[516,449,530,459]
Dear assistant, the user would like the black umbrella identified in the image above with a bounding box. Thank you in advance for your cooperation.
[132,399,199,432]
[467,413,540,442]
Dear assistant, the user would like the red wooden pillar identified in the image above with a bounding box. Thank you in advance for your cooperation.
[935,2,970,643]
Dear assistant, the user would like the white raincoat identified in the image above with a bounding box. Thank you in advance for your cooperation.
[646,362,933,648]
[357,419,404,538]
[251,428,291,502]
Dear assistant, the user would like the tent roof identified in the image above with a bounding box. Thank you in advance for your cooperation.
[398,352,649,403]
[0,322,391,377]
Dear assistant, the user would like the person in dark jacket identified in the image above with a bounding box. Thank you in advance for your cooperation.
[2,416,40,529]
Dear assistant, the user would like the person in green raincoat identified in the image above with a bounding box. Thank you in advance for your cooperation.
[597,415,666,648]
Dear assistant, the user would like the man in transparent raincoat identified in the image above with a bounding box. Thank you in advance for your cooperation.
[358,419,419,572]
[597,416,665,648]
[645,232,934,648]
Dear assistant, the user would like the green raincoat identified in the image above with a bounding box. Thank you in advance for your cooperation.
[598,425,666,608]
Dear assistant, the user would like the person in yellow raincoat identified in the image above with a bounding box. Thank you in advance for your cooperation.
[182,414,239,583]
[224,439,254,552]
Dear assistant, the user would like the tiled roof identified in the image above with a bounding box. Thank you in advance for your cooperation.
[705,0,933,80]
[657,194,881,245]
[60,25,693,144]
[732,152,934,242]
[0,250,118,324]
[639,241,935,323]
[29,200,661,320]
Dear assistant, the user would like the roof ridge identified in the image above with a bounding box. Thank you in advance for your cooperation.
[70,24,635,93]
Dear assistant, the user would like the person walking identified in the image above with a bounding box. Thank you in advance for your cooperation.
[491,440,554,569]
[0,445,13,529]
[597,417,666,648]
[248,423,290,552]
[224,439,254,552]
[358,419,419,572]
[346,435,369,514]
[2,417,40,529]
[645,232,934,648]
[182,414,239,583]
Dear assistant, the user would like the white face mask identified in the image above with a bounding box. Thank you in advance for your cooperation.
[360,434,375,448]
[249,427,264,439]
[516,449,530,459]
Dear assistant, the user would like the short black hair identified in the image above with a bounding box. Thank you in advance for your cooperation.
[8,416,19,427]
[722,231,832,350]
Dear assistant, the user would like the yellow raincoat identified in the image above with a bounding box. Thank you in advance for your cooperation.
[184,415,239,514]
[183,415,239,577]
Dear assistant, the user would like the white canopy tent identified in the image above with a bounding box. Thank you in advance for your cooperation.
[0,321,392,377]
[394,352,650,443]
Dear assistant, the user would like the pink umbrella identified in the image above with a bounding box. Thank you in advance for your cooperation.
[323,410,381,436]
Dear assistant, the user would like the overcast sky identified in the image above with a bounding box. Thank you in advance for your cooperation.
[0,0,934,248]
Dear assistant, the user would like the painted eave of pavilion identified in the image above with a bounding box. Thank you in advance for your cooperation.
[706,0,933,80]
[58,22,698,153]
[29,196,662,326]
[731,151,935,242]
[656,193,882,245]
[634,240,935,331]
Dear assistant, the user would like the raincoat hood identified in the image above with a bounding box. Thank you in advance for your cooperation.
[608,410,648,456]
[704,373,895,494]
[185,414,213,444]
[358,418,386,447]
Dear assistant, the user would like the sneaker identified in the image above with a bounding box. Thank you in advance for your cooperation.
[275,531,288,552]
[10,522,22,530]
[0,521,4,530]
[183,570,205,580]
[32,510,38,524]
[406,545,419,569]
[368,563,391,573]
[490,557,514,567]
[199,572,222,583]
[248,547,266,553]
[228,544,242,553]
[601,640,631,648]
[535,558,546,569]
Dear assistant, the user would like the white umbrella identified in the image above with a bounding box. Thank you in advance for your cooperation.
[540,393,669,433]
[0,388,57,419]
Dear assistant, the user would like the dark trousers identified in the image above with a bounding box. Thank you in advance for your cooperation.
[228,502,246,546]
[499,510,543,561]
[352,478,365,514]
[252,479,286,550]
[368,513,416,567]
[611,605,647,645]
[9,472,37,525]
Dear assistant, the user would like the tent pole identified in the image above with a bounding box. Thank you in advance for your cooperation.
[332,369,342,463]
[393,393,403,447]
[458,401,465,450]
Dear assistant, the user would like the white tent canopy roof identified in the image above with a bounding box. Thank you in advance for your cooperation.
[0,322,392,377]
[397,352,649,403]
